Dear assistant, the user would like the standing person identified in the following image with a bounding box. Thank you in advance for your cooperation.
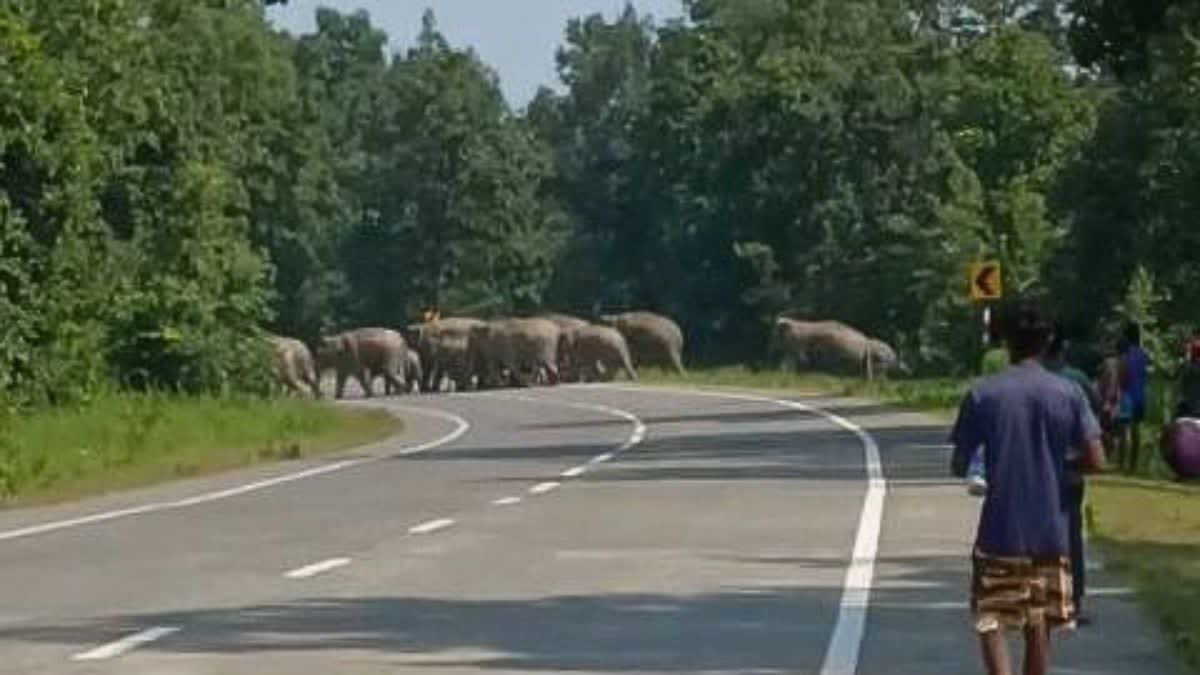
[1119,322,1151,472]
[1043,329,1100,625]
[966,326,1011,496]
[1096,343,1125,459]
[950,300,1106,675]
[1177,335,1200,419]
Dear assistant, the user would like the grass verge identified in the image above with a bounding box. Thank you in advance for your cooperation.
[1088,476,1200,673]
[0,393,400,509]
[644,366,1198,670]
[638,366,968,417]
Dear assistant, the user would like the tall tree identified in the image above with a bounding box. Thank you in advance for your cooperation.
[339,10,565,323]
[538,5,658,313]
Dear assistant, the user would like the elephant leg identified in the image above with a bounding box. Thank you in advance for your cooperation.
[542,361,560,386]
[592,360,614,381]
[335,371,348,400]
[384,370,405,397]
[670,350,685,375]
[624,361,638,382]
[286,373,308,397]
[307,373,322,399]
[422,360,436,393]
[357,369,373,398]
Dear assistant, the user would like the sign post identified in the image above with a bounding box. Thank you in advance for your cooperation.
[968,261,1003,373]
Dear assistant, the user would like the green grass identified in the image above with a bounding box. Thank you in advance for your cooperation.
[0,393,400,508]
[639,366,967,417]
[1089,476,1200,673]
[644,365,1199,670]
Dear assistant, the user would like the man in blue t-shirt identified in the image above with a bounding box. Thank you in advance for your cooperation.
[1119,321,1150,472]
[951,300,1106,675]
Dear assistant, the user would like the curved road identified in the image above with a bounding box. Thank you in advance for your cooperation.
[0,385,1180,674]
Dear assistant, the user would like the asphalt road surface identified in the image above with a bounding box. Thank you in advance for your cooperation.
[0,384,1182,674]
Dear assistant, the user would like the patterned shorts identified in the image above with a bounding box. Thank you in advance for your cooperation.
[971,548,1075,634]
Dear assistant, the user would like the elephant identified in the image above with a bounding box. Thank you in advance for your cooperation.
[266,334,321,398]
[400,350,423,395]
[538,312,590,333]
[560,325,637,383]
[770,317,899,379]
[406,317,485,392]
[316,327,408,399]
[598,311,685,375]
[468,318,561,388]
[537,313,590,381]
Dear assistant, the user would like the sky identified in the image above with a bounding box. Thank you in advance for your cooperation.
[266,1,685,109]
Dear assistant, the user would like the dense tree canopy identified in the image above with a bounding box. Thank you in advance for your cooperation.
[1,0,1197,406]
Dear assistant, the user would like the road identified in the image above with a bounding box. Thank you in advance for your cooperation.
[0,385,1181,674]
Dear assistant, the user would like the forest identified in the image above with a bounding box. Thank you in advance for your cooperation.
[2,0,1198,408]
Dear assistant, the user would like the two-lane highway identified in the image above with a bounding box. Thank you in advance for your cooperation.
[0,385,1181,674]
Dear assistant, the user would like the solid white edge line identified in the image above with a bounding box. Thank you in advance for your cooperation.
[529,481,561,495]
[593,384,885,675]
[71,626,180,661]
[409,517,456,535]
[284,557,352,579]
[0,405,470,543]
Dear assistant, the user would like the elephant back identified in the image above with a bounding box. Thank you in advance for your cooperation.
[343,327,407,373]
[539,313,590,334]
[607,311,682,360]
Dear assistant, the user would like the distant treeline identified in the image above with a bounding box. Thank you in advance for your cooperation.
[1,1,1197,407]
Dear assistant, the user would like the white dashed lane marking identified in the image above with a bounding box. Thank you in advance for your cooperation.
[284,557,352,579]
[529,482,561,495]
[71,626,180,661]
[409,518,456,535]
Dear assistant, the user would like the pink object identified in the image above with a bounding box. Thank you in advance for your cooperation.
[1160,417,1200,479]
[1189,339,1200,362]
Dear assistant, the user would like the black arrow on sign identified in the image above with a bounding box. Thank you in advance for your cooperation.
[974,265,999,297]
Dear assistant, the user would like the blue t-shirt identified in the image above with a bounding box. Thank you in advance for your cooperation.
[1123,346,1149,403]
[951,362,1101,557]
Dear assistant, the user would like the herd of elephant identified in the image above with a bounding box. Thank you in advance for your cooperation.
[266,311,903,400]
[265,311,686,399]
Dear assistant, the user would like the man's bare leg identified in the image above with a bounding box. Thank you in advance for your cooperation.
[980,630,1013,675]
[1022,624,1051,675]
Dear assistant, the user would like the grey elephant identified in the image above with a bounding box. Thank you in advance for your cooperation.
[771,317,899,379]
[538,312,590,333]
[560,325,638,383]
[407,317,485,392]
[316,327,408,399]
[598,311,685,374]
[468,318,561,388]
[538,313,590,381]
[266,334,321,398]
